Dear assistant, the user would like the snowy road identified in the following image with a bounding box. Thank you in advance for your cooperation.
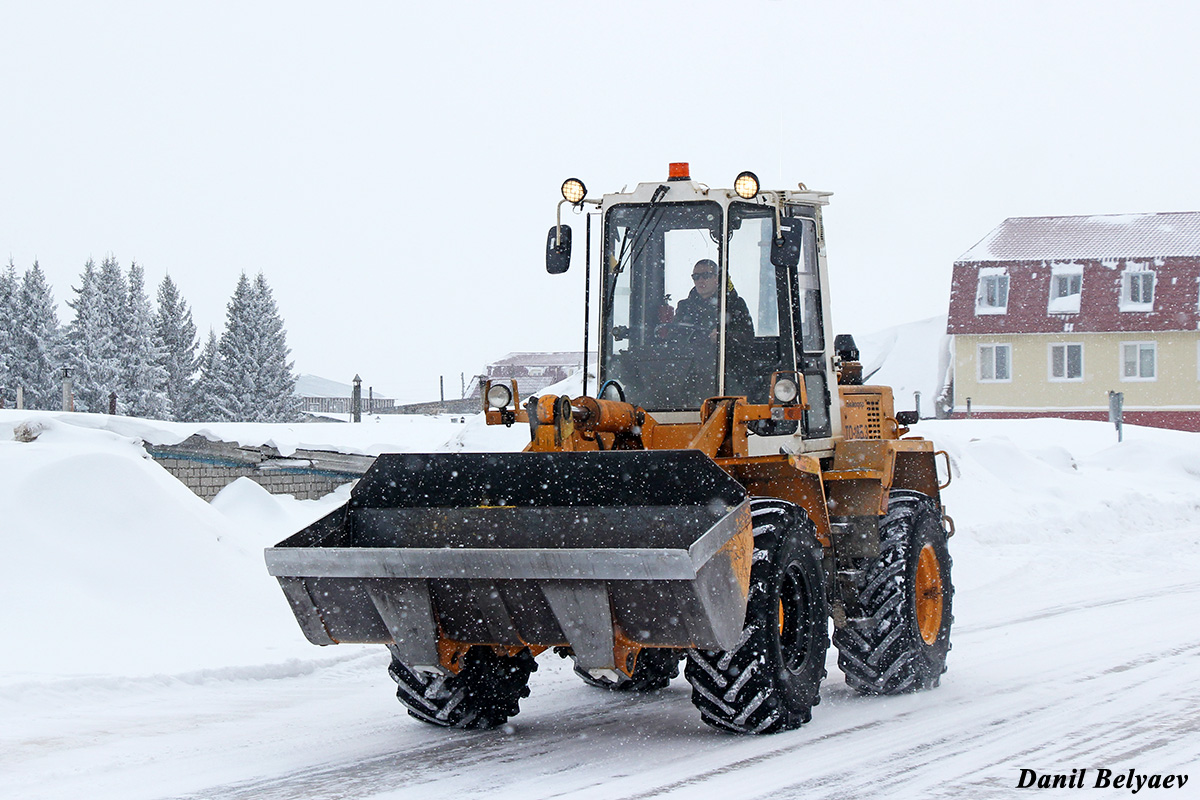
[10,574,1199,799]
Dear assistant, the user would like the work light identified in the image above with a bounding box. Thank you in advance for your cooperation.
[561,178,587,205]
[734,171,760,199]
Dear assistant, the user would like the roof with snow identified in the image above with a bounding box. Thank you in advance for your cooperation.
[489,352,596,368]
[295,374,392,399]
[957,212,1200,262]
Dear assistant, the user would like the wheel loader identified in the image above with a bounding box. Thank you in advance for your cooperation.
[266,164,955,734]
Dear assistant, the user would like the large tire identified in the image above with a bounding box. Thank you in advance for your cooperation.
[572,647,682,691]
[387,645,538,729]
[685,499,829,734]
[834,489,953,695]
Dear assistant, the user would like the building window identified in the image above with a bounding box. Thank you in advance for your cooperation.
[975,270,1009,315]
[1120,270,1155,311]
[979,343,1012,381]
[1047,267,1082,314]
[1121,342,1156,380]
[1048,343,1083,381]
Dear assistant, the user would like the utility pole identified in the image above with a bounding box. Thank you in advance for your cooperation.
[352,374,362,423]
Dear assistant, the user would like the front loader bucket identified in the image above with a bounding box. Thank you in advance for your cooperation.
[265,450,752,672]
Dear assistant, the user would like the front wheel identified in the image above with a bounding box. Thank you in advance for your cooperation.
[685,499,829,734]
[834,490,954,695]
[388,645,538,729]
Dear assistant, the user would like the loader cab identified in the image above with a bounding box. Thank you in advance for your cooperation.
[597,181,836,444]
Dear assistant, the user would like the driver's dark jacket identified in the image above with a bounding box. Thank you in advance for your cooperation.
[674,287,754,344]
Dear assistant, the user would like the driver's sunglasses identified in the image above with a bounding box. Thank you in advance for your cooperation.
[692,271,717,281]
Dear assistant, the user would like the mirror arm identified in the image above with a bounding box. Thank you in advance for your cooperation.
[761,191,784,243]
[557,198,601,245]
[555,199,569,246]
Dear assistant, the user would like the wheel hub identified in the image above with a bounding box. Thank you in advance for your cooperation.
[915,543,944,645]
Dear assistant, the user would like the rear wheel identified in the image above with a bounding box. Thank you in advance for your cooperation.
[387,645,538,729]
[685,499,829,734]
[572,647,682,691]
[834,490,953,695]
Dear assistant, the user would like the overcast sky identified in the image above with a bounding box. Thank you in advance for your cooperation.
[4,1,1199,402]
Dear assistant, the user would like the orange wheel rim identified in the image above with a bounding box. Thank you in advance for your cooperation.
[915,543,943,645]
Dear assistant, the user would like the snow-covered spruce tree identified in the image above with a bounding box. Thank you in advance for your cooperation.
[63,259,105,412]
[250,272,301,421]
[12,261,63,409]
[212,273,301,422]
[212,272,301,422]
[192,328,223,421]
[65,256,126,413]
[154,273,199,421]
[92,256,129,411]
[119,262,170,419]
[0,260,18,405]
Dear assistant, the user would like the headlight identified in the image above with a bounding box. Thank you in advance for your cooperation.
[486,383,513,410]
[734,171,760,199]
[561,178,587,205]
[773,376,799,404]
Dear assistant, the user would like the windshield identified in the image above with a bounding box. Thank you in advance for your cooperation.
[601,200,799,411]
[602,201,722,409]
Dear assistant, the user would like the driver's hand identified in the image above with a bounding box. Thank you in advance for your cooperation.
[709,329,719,343]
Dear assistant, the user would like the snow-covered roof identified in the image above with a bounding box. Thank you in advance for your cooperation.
[295,373,392,399]
[490,352,596,368]
[957,212,1200,262]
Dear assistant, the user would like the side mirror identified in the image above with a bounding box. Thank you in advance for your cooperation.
[546,225,572,274]
[770,219,802,269]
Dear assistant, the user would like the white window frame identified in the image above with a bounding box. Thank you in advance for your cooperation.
[978,343,1012,382]
[1047,264,1083,315]
[1119,269,1155,312]
[1120,341,1157,381]
[1048,342,1084,382]
[975,267,1009,315]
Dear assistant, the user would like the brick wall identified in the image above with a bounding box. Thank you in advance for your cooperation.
[147,435,376,501]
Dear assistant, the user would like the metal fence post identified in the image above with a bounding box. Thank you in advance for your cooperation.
[1109,391,1124,442]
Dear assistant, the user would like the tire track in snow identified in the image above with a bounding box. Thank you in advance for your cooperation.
[170,584,1200,800]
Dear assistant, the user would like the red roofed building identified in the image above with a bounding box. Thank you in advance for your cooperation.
[947,212,1200,430]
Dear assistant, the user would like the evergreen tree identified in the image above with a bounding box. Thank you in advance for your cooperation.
[154,273,199,421]
[91,255,128,410]
[65,256,127,412]
[12,261,62,409]
[0,260,17,406]
[120,262,170,419]
[193,328,222,421]
[212,272,301,422]
[64,259,105,412]
[250,272,301,421]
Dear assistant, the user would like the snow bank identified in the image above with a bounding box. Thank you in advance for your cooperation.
[856,315,949,418]
[0,407,528,458]
[0,416,349,679]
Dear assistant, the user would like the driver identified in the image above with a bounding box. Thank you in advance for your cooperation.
[674,259,754,345]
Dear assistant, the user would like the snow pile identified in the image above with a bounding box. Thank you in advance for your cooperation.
[0,416,344,679]
[857,315,949,418]
[0,406,528,457]
[921,418,1200,623]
